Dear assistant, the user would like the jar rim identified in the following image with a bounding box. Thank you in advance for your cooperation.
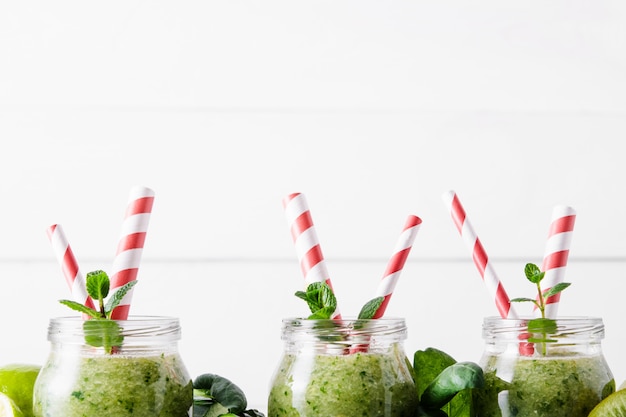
[280,317,408,343]
[484,315,604,322]
[482,315,605,341]
[47,315,183,344]
[50,315,180,324]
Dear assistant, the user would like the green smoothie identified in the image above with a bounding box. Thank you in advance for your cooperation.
[473,354,615,417]
[33,352,193,417]
[268,350,418,417]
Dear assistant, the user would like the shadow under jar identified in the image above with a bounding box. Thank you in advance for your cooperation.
[268,317,418,417]
[33,316,193,417]
[473,316,615,417]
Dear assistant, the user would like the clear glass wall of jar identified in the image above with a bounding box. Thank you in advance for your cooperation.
[268,317,419,417]
[33,316,193,417]
[473,316,615,417]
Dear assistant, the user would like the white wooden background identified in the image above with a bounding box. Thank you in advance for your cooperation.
[1,1,626,410]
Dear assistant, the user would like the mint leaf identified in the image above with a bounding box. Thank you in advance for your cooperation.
[86,270,110,301]
[358,296,384,319]
[294,282,337,319]
[105,280,139,318]
[524,263,544,284]
[308,307,335,319]
[83,318,123,354]
[59,300,100,318]
[510,297,536,303]
[528,318,557,334]
[543,282,571,299]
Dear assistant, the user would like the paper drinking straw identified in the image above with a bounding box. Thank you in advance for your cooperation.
[109,186,155,320]
[442,190,518,319]
[283,192,341,319]
[538,205,576,319]
[372,215,422,319]
[47,224,95,310]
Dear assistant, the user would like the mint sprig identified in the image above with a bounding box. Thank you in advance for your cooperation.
[510,263,571,319]
[295,282,337,319]
[510,263,571,354]
[59,270,138,353]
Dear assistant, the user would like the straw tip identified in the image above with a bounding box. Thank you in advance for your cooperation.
[46,224,59,238]
[130,186,155,198]
[441,190,457,205]
[552,205,577,216]
[282,192,303,207]
[407,215,423,227]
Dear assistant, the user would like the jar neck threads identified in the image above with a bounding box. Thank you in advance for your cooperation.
[281,317,407,353]
[47,316,182,354]
[482,316,606,357]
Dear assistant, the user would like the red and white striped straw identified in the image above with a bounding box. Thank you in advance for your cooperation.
[109,186,155,320]
[282,192,341,319]
[372,215,422,319]
[47,224,95,310]
[442,190,518,319]
[539,205,576,319]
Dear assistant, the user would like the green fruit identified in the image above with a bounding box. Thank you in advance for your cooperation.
[0,364,40,417]
[0,392,24,417]
[589,388,626,417]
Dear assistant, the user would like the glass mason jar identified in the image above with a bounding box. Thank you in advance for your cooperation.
[473,316,615,417]
[33,316,193,417]
[268,317,418,417]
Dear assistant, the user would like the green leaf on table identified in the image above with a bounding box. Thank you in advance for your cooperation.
[413,348,484,417]
[420,362,485,410]
[414,348,456,398]
[193,373,247,415]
